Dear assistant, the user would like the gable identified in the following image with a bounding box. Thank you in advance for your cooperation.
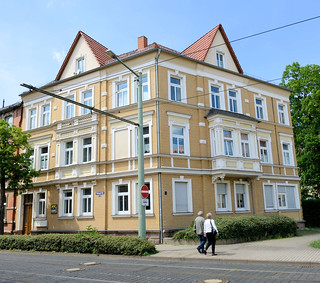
[182,25,243,74]
[204,29,239,73]
[59,36,100,80]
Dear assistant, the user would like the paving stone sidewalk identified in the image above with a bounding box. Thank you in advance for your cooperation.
[151,233,320,264]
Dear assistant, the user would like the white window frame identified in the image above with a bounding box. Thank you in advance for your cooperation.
[30,148,35,169]
[28,108,37,130]
[5,115,13,126]
[133,123,152,156]
[277,102,289,125]
[254,95,268,121]
[75,56,85,74]
[169,121,190,156]
[39,146,49,170]
[258,137,272,164]
[82,137,92,163]
[240,132,250,158]
[112,181,131,216]
[216,51,225,68]
[276,184,300,210]
[172,178,193,214]
[281,142,293,166]
[80,88,94,115]
[41,104,51,127]
[113,78,129,108]
[209,80,224,109]
[77,185,93,217]
[215,181,232,212]
[227,86,242,113]
[132,71,150,103]
[37,191,46,218]
[263,183,277,211]
[63,190,73,217]
[234,182,250,211]
[64,141,74,166]
[168,71,186,103]
[223,130,234,156]
[64,94,76,119]
[132,179,153,215]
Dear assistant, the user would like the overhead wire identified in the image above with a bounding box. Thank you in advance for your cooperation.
[94,15,319,113]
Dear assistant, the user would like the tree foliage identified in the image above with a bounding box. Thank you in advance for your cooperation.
[0,119,39,234]
[280,62,320,197]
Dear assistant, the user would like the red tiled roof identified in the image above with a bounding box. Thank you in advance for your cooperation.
[81,31,109,66]
[55,25,243,81]
[182,24,243,74]
[104,42,180,65]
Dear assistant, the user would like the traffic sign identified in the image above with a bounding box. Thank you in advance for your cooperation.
[141,185,149,199]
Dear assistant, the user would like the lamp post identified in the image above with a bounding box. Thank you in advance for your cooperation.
[106,50,146,238]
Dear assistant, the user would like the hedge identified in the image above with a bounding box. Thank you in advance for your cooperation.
[0,234,157,256]
[302,199,320,227]
[173,215,297,242]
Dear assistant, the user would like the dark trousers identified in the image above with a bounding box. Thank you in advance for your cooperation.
[197,234,206,253]
[205,232,217,254]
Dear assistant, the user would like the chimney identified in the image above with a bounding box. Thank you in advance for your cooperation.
[138,36,148,50]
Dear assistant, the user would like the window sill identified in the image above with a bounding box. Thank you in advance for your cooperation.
[235,210,251,213]
[112,214,131,218]
[172,212,193,216]
[58,216,74,220]
[216,211,233,214]
[34,217,47,220]
[77,215,94,219]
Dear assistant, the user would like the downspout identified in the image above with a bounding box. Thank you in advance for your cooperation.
[155,49,163,243]
[250,179,256,215]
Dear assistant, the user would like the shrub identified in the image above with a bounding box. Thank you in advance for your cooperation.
[0,234,157,256]
[173,215,297,242]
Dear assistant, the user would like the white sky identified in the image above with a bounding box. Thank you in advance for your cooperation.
[1,0,320,107]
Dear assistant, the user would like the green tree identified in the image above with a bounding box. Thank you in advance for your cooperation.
[280,62,320,198]
[0,120,39,234]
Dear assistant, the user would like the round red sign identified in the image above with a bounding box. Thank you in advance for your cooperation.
[141,185,149,199]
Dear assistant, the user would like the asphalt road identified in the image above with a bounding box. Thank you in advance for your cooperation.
[0,251,320,283]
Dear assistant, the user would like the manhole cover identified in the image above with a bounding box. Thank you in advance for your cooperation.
[198,279,229,283]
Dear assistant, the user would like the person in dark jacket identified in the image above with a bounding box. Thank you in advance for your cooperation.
[193,211,206,253]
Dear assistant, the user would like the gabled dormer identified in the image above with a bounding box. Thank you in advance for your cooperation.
[182,24,243,74]
[55,31,110,81]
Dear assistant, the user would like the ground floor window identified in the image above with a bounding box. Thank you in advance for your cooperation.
[263,183,299,210]
[172,178,193,214]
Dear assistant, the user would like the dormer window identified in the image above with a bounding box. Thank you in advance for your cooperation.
[75,57,85,74]
[216,52,224,68]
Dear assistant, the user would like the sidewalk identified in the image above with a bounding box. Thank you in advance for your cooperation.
[151,233,320,265]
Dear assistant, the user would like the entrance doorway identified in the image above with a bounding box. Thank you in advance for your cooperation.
[23,194,33,235]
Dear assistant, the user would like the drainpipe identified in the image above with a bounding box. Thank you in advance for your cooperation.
[155,49,163,243]
[250,179,256,215]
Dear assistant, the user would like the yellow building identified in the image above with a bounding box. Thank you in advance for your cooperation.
[19,25,303,242]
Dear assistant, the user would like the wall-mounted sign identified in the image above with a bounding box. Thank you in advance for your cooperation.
[96,191,105,197]
[51,204,58,214]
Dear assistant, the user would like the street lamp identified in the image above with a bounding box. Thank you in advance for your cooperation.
[106,50,146,238]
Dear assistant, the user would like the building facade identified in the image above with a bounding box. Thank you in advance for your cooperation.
[18,25,303,241]
[0,101,23,234]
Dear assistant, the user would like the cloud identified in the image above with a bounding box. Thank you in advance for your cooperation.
[53,50,66,64]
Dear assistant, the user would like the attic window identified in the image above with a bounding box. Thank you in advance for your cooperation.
[75,57,85,74]
[216,52,224,68]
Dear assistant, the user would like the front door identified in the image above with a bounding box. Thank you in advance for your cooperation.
[23,194,33,235]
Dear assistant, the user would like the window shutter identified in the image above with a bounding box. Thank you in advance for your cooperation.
[175,182,188,212]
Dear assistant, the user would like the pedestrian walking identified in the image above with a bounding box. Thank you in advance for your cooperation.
[203,212,219,256]
[193,211,206,254]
